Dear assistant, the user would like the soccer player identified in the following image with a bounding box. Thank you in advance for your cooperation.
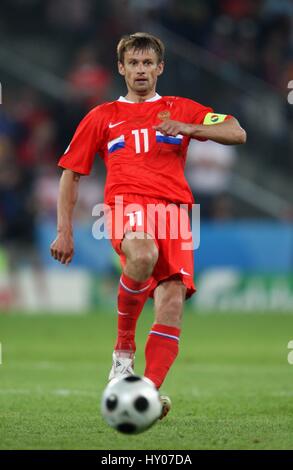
[51,32,246,419]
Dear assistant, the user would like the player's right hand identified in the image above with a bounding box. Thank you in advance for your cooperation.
[50,234,74,265]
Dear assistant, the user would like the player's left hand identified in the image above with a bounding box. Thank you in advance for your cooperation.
[153,119,194,137]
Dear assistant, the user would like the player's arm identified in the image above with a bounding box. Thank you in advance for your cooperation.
[188,116,246,144]
[50,170,80,265]
[50,107,102,264]
[154,115,246,145]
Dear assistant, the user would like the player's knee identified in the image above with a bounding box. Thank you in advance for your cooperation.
[131,248,158,273]
[124,239,158,279]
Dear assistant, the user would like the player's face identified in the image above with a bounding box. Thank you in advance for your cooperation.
[118,48,164,96]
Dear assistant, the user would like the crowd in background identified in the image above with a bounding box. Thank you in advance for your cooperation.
[0,0,292,257]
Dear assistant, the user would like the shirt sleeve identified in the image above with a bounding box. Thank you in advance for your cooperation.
[187,99,213,125]
[58,107,103,175]
[185,99,214,141]
[186,99,233,141]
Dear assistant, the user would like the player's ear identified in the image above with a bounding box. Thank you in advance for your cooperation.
[118,61,125,76]
[157,61,164,76]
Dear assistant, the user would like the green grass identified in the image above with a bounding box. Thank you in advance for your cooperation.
[0,310,293,449]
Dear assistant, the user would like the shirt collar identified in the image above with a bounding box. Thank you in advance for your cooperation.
[117,93,162,103]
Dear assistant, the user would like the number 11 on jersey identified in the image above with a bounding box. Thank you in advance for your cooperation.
[131,129,149,154]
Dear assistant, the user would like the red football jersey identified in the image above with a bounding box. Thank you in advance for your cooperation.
[58,94,213,205]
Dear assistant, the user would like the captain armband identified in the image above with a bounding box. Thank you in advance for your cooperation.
[203,113,229,125]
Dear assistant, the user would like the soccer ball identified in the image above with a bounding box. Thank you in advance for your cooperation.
[101,375,162,434]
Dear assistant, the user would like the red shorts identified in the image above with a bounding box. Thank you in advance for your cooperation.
[106,195,196,299]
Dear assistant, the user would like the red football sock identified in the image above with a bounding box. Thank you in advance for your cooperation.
[114,272,153,353]
[144,323,181,389]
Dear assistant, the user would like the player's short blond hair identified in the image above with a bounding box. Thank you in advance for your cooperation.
[117,32,165,64]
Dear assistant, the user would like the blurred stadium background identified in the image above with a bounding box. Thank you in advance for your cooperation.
[0,0,292,314]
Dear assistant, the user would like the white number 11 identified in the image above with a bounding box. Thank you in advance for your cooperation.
[131,129,149,154]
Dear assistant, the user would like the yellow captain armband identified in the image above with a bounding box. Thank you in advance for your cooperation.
[203,113,228,125]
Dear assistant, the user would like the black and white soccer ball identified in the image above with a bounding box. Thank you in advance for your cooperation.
[101,375,162,434]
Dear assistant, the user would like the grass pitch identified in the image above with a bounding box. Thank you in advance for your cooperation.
[0,309,292,449]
